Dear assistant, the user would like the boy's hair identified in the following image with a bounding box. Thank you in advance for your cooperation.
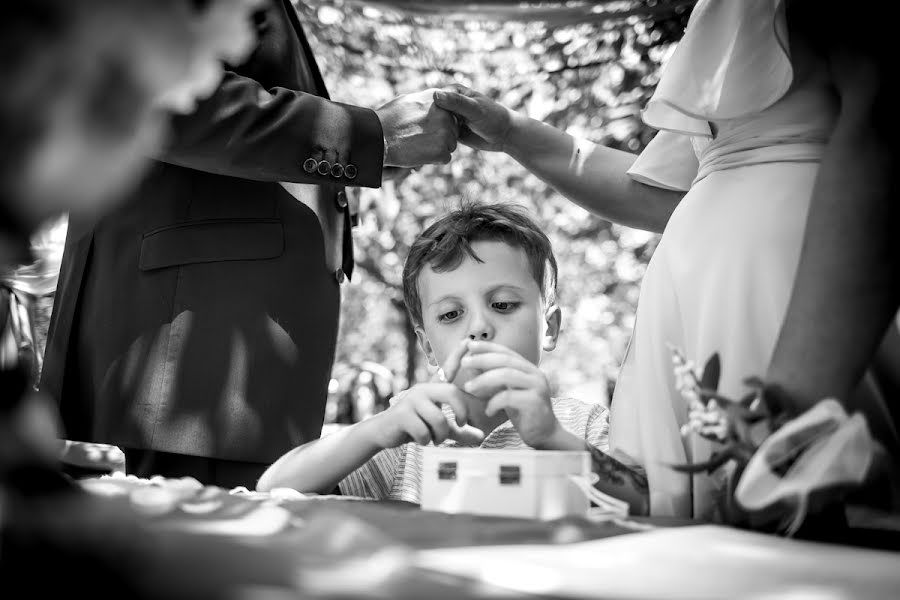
[402,202,558,328]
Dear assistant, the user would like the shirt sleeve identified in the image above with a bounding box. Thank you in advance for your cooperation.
[584,403,611,452]
[338,445,404,500]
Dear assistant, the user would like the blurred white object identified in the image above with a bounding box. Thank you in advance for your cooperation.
[414,524,900,600]
[420,447,599,520]
[735,398,879,535]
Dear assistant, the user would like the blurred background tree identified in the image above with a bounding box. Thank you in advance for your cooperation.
[294,0,691,410]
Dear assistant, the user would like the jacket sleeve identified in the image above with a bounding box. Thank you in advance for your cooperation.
[156,70,385,188]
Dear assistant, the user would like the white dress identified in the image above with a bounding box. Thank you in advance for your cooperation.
[608,0,839,519]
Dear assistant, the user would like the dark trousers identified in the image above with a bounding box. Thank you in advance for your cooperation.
[123,448,269,490]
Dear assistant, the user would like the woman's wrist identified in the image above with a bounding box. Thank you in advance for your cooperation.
[501,110,529,156]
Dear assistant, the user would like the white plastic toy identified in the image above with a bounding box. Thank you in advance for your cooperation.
[420,447,628,520]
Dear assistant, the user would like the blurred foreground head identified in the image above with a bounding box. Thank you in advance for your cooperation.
[1,4,263,596]
[0,0,259,241]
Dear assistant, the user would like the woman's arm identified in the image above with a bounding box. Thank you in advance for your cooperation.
[585,445,650,516]
[256,417,384,493]
[766,45,899,414]
[538,429,650,515]
[504,113,683,233]
[434,87,684,233]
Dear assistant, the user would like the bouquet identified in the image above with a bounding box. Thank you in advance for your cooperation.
[669,346,887,536]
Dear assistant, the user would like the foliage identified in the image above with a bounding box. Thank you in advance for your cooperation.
[669,347,781,525]
[294,0,690,400]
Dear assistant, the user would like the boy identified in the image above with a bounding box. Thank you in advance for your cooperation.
[257,203,648,514]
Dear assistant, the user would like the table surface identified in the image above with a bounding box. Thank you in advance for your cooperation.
[73,474,900,600]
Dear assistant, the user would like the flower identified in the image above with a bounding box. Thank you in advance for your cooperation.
[668,345,886,537]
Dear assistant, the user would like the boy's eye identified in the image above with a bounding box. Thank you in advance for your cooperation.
[438,309,461,323]
[492,301,519,312]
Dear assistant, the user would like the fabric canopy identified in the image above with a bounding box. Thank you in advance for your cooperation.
[345,0,697,25]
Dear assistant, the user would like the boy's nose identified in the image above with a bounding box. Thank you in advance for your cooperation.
[466,313,494,341]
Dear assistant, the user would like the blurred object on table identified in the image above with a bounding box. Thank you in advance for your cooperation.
[58,439,126,479]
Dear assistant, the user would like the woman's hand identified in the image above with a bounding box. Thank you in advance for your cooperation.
[433,85,517,153]
[460,341,576,450]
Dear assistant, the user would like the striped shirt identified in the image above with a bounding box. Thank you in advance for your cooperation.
[339,397,609,503]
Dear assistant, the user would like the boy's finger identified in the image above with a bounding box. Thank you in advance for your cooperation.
[402,413,433,446]
[414,396,450,443]
[464,340,512,356]
[464,368,534,398]
[388,389,411,406]
[441,385,473,427]
[461,351,533,373]
[415,383,470,426]
[484,388,518,417]
[430,418,450,445]
[447,421,486,445]
[440,339,471,384]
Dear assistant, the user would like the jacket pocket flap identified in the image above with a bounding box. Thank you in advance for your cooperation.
[140,219,284,271]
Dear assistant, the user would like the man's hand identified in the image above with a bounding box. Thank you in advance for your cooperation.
[376,89,460,168]
[432,85,516,153]
[460,341,571,450]
[381,166,415,183]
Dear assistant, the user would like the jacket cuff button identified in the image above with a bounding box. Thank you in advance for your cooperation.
[317,160,331,176]
[303,158,318,173]
[330,163,345,178]
[344,164,358,180]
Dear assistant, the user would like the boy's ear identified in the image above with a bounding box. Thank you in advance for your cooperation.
[415,326,439,366]
[542,304,562,352]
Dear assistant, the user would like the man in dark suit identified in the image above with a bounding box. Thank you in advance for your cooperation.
[40,0,459,488]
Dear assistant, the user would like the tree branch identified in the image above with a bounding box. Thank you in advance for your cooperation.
[355,254,402,291]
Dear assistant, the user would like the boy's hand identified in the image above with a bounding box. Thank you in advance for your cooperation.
[460,341,565,450]
[371,340,483,448]
[369,384,463,448]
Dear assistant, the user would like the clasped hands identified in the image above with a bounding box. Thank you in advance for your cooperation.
[368,339,568,451]
[376,84,515,175]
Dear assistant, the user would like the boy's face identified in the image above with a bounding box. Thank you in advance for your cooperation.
[415,240,560,387]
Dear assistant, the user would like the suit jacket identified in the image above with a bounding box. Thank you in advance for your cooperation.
[40,0,384,464]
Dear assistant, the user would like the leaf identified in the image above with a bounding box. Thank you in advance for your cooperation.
[738,389,759,409]
[669,447,736,475]
[699,353,721,393]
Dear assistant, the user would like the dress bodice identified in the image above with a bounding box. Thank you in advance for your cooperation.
[691,75,838,184]
[627,0,839,191]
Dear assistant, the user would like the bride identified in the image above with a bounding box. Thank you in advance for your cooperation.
[434,0,894,519]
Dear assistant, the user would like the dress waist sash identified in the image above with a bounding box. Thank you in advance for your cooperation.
[694,137,827,186]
